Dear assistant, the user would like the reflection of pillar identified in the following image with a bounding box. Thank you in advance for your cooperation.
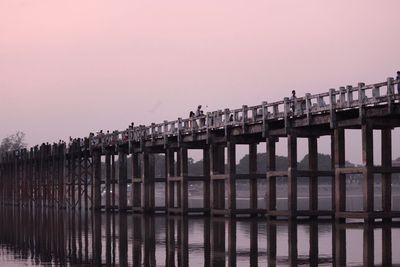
[333,223,346,266]
[363,223,374,267]
[227,218,237,267]
[211,219,225,267]
[382,222,392,266]
[105,214,112,267]
[177,216,189,266]
[93,212,102,266]
[119,214,128,267]
[143,216,156,266]
[309,220,318,266]
[204,216,211,266]
[166,216,175,266]
[288,220,298,266]
[266,222,276,267]
[250,220,258,267]
[118,146,128,212]
[381,129,392,220]
[132,215,142,266]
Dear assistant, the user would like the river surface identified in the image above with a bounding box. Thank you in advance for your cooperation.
[0,207,399,266]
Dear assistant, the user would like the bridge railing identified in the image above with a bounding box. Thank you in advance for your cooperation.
[2,77,399,157]
[85,77,398,149]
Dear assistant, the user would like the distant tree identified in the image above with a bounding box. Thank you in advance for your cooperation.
[0,131,27,153]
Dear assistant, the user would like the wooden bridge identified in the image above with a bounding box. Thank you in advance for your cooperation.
[1,76,400,222]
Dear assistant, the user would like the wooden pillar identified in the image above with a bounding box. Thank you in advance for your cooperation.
[83,152,90,210]
[308,137,318,212]
[267,137,277,212]
[58,144,65,209]
[381,129,392,216]
[361,123,374,214]
[111,154,116,210]
[180,147,189,213]
[142,151,155,212]
[203,147,211,212]
[210,144,225,210]
[92,150,102,211]
[287,133,297,215]
[70,146,76,209]
[166,149,175,209]
[227,141,236,213]
[334,128,346,218]
[118,146,128,212]
[249,143,258,211]
[105,151,111,211]
[132,153,141,210]
[331,134,336,212]
[77,147,82,210]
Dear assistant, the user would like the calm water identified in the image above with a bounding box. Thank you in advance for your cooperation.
[0,207,399,266]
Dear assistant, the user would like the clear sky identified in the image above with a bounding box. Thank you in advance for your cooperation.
[1,1,399,163]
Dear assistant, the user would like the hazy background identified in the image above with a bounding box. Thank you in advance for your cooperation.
[1,0,399,163]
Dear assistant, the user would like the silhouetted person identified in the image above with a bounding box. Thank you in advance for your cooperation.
[196,105,202,117]
[290,90,297,113]
[397,71,400,94]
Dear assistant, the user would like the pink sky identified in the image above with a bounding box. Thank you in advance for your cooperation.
[1,1,399,163]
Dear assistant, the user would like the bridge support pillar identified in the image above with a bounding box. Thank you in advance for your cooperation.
[249,143,258,213]
[141,151,155,212]
[266,137,277,216]
[334,128,345,221]
[104,150,111,211]
[287,133,297,217]
[210,144,226,214]
[309,137,318,213]
[362,123,374,218]
[92,149,102,211]
[118,146,128,212]
[381,128,392,221]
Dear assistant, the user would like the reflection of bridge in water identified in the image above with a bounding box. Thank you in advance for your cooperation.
[1,76,400,220]
[0,207,398,266]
